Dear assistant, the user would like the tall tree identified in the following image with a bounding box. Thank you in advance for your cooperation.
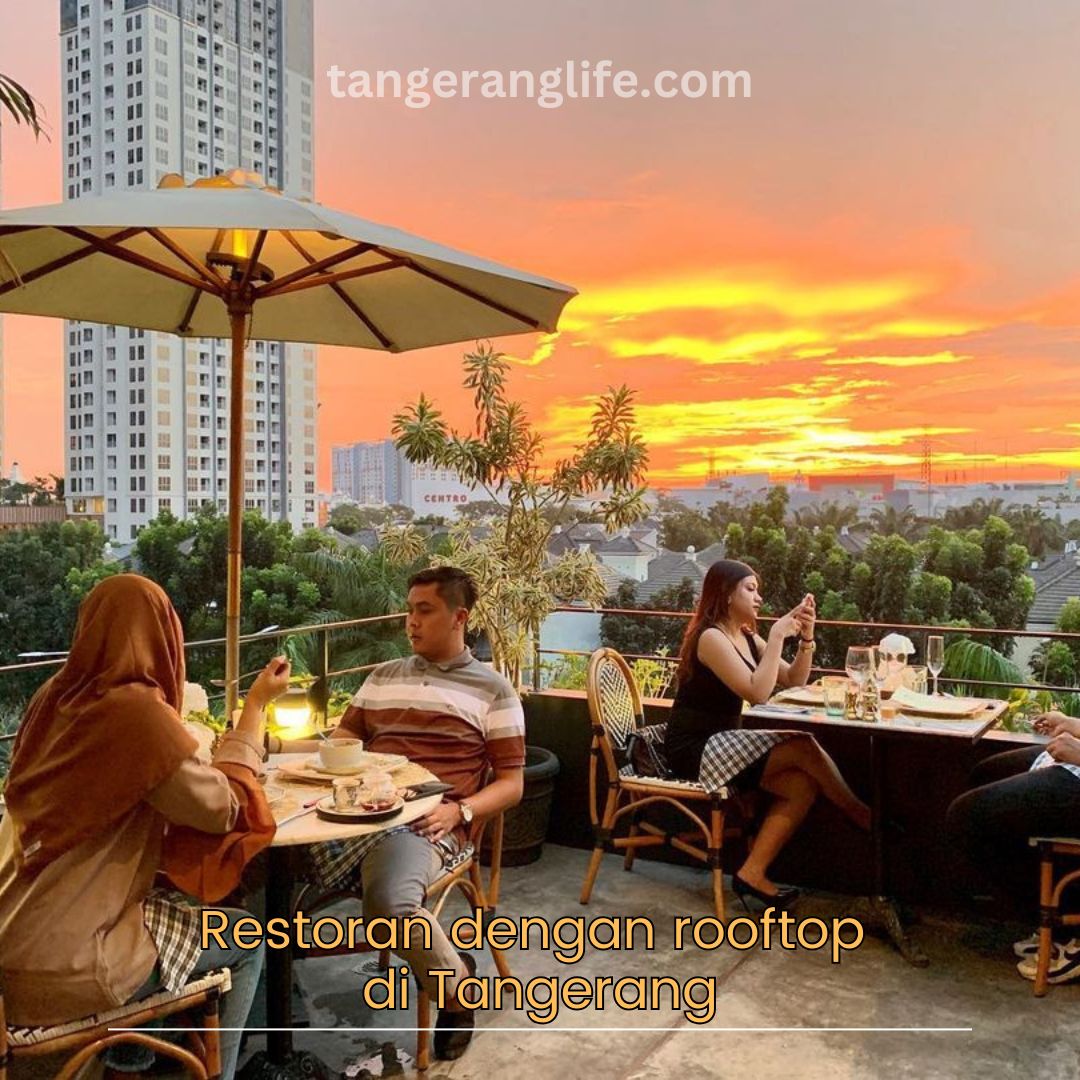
[391,342,649,684]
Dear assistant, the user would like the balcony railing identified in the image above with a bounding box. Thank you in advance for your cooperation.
[1,608,1078,743]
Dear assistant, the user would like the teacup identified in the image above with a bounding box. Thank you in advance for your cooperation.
[332,777,363,810]
[319,737,365,772]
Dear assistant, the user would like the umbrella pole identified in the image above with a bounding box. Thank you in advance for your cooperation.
[225,302,250,720]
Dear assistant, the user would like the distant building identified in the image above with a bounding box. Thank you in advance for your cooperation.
[60,0,318,539]
[0,505,68,533]
[1027,545,1080,629]
[332,440,408,505]
[331,437,479,513]
[806,474,896,497]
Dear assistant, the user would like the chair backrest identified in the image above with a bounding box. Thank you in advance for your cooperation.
[586,648,644,780]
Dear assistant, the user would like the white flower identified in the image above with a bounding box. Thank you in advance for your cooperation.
[878,633,916,658]
[181,681,209,717]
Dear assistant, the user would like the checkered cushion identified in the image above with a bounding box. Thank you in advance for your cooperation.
[7,969,231,1048]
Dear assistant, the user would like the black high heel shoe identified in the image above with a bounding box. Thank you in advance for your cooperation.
[732,874,800,912]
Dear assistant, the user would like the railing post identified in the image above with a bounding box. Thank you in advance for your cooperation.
[532,631,541,692]
[311,625,330,728]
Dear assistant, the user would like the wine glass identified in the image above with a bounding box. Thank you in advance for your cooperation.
[845,646,874,716]
[926,635,945,696]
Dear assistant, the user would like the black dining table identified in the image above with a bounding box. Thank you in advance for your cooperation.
[745,696,1007,966]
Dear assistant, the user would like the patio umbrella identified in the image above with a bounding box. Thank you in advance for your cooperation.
[0,169,576,714]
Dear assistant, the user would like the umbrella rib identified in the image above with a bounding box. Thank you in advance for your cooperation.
[177,287,202,334]
[58,226,220,293]
[146,228,224,290]
[279,230,396,349]
[261,258,408,298]
[372,246,545,329]
[0,226,144,299]
[257,240,375,296]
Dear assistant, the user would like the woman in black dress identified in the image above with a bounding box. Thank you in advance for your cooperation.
[666,559,870,908]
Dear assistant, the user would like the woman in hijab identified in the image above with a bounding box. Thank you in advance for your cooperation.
[666,560,870,909]
[0,574,291,1078]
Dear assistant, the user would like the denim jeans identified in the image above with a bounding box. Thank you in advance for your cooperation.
[103,906,264,1079]
[946,746,1080,918]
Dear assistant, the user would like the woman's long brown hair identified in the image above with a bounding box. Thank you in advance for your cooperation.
[676,559,758,686]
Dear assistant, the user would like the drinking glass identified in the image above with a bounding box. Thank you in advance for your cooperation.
[845,646,874,718]
[821,676,848,718]
[926,635,945,696]
[902,665,928,694]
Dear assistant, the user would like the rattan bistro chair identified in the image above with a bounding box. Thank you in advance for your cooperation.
[1030,836,1080,996]
[579,648,743,920]
[294,813,511,1072]
[0,969,229,1079]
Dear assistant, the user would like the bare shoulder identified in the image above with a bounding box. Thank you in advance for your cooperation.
[697,627,730,655]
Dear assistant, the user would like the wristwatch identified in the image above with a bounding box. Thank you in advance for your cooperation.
[798,638,816,652]
[459,799,475,826]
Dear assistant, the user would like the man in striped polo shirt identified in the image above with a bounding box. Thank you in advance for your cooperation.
[307,566,525,1060]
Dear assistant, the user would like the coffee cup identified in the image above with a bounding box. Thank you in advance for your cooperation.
[319,737,365,772]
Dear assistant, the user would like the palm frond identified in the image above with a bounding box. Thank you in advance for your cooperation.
[0,74,46,137]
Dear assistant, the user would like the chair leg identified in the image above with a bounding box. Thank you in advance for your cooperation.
[580,791,617,905]
[1035,851,1055,997]
[57,1035,207,1080]
[204,996,222,1079]
[490,943,512,979]
[710,805,726,922]
[624,800,639,872]
[416,988,432,1072]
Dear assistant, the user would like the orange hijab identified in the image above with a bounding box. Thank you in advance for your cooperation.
[6,575,199,874]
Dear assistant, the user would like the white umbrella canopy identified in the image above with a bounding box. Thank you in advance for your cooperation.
[0,170,574,348]
[0,170,577,712]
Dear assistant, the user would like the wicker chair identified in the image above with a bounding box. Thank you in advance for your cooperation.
[0,968,230,1079]
[294,813,510,1072]
[579,648,747,920]
[1030,836,1080,996]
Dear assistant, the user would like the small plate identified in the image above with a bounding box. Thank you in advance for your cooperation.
[315,795,405,825]
[276,753,409,784]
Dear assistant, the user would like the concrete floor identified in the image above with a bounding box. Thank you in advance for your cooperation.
[241,844,1079,1080]
[26,844,1079,1079]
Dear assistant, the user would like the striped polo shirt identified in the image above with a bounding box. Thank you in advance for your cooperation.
[341,648,526,800]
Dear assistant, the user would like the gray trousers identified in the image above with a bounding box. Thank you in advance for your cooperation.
[359,829,468,997]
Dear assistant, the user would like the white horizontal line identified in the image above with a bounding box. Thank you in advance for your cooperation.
[110,1026,974,1033]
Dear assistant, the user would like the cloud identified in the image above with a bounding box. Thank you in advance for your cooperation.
[823,351,971,368]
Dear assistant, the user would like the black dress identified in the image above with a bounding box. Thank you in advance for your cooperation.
[665,630,795,792]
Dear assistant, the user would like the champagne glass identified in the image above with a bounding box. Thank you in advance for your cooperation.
[845,646,874,717]
[926,635,945,696]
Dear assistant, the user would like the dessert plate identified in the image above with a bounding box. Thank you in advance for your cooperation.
[314,794,405,825]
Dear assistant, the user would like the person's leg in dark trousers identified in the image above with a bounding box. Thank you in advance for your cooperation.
[946,757,1080,917]
[969,746,1043,787]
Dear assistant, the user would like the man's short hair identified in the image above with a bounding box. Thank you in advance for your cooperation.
[408,566,479,612]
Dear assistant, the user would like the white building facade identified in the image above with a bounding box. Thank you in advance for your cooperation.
[60,0,316,540]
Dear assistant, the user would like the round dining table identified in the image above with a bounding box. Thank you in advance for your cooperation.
[241,753,441,1079]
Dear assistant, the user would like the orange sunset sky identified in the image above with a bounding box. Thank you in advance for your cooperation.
[1,0,1079,490]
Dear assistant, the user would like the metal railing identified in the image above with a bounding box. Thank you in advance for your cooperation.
[0,612,409,741]
[1,606,1078,741]
[538,606,1080,696]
